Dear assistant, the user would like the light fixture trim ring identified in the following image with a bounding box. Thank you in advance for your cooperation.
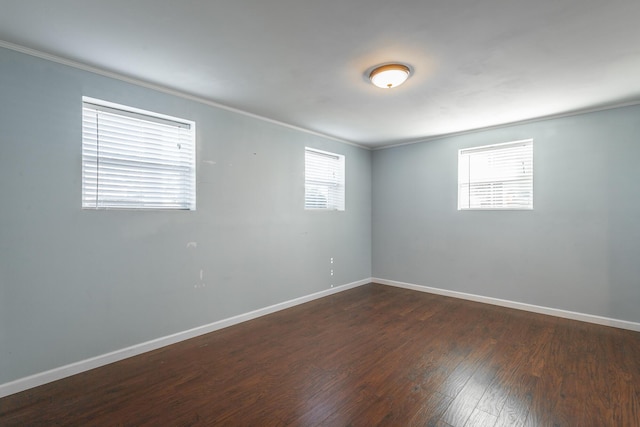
[369,63,411,89]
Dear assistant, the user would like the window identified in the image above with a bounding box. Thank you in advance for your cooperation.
[82,97,196,210]
[305,147,345,210]
[458,139,533,210]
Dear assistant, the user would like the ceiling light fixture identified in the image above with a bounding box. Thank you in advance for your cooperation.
[369,63,411,89]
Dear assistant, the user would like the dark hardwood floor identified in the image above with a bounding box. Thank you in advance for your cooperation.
[1,283,639,426]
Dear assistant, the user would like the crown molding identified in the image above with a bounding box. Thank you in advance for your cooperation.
[0,40,369,150]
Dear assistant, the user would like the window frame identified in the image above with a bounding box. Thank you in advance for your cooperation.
[304,147,346,211]
[81,97,196,211]
[457,138,533,211]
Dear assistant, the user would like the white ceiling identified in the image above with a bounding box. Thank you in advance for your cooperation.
[1,0,640,148]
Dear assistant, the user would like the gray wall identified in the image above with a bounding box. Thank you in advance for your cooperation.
[373,105,640,324]
[3,43,639,387]
[0,47,372,384]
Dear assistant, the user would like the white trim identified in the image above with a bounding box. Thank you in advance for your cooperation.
[372,101,640,151]
[5,39,640,152]
[0,278,371,398]
[0,40,367,150]
[373,278,640,332]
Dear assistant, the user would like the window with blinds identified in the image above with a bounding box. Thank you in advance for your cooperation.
[82,97,196,210]
[305,147,345,211]
[458,139,533,210]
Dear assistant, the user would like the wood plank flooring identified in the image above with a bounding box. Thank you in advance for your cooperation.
[1,283,639,426]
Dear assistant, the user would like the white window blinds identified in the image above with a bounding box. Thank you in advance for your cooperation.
[305,148,345,211]
[82,98,196,210]
[458,139,533,210]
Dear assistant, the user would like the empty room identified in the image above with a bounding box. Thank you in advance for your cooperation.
[1,1,639,426]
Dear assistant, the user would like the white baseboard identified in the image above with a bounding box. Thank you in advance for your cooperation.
[0,278,371,399]
[373,278,640,332]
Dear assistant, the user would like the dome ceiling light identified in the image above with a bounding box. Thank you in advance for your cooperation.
[369,63,411,89]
